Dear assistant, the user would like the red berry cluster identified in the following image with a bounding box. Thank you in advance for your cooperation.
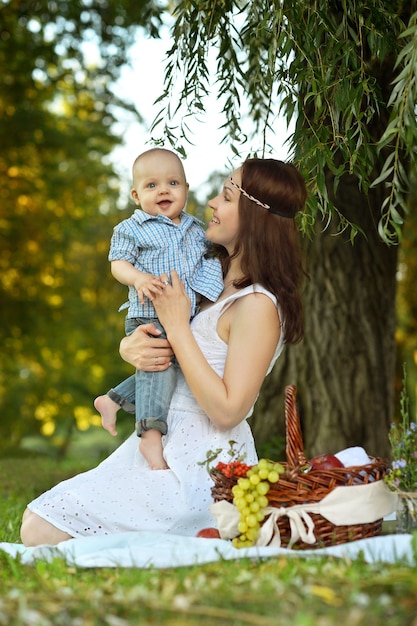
[215,461,252,478]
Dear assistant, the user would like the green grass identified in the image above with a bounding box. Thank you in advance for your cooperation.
[1,455,417,626]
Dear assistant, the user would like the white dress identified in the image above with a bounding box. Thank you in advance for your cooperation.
[28,285,285,538]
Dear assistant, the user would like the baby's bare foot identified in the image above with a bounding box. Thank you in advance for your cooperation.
[139,430,169,470]
[94,395,118,436]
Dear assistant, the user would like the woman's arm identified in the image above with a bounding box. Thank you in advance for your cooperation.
[151,271,281,430]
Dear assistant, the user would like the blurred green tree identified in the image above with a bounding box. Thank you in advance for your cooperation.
[0,0,166,454]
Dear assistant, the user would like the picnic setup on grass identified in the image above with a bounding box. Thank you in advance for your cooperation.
[1,386,416,569]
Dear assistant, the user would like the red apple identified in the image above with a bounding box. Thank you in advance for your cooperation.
[196,527,221,539]
[309,454,344,471]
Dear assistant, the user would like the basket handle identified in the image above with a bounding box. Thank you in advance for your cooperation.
[285,385,307,468]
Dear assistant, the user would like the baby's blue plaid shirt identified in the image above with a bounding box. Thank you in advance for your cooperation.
[109,209,224,318]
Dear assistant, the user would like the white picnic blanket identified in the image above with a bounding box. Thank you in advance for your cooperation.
[0,531,414,568]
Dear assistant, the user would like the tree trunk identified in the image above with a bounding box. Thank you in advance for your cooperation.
[251,173,398,461]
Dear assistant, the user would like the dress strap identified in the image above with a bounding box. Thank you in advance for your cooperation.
[217,284,277,316]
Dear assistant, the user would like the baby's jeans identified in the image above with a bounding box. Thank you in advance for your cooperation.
[108,317,177,436]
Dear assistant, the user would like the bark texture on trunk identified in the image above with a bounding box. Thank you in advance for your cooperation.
[251,174,398,460]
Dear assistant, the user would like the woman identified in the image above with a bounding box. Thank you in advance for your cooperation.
[20,158,307,546]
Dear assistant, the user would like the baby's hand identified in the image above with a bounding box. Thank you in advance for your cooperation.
[134,274,165,305]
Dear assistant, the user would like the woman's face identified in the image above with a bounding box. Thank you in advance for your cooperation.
[205,167,241,253]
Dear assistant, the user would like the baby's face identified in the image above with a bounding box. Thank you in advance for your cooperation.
[131,152,189,224]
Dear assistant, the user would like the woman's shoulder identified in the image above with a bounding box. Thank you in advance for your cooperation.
[232,286,284,354]
[233,284,277,306]
[202,284,278,319]
[233,286,279,324]
[216,284,278,321]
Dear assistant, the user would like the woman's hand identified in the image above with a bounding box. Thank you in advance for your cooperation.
[153,270,191,337]
[119,323,174,372]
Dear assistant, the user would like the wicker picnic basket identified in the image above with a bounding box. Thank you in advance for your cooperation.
[210,385,388,549]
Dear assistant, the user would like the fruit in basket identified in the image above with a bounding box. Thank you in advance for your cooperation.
[196,527,221,538]
[309,454,344,471]
[231,458,285,549]
[214,460,252,478]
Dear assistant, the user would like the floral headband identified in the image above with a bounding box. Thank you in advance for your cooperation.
[229,177,293,219]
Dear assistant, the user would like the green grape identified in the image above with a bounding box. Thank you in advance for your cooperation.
[257,494,269,508]
[233,497,246,510]
[258,468,270,480]
[268,470,279,483]
[233,537,251,548]
[232,486,245,498]
[246,527,259,541]
[238,521,248,534]
[246,514,258,528]
[256,481,270,496]
[257,459,269,470]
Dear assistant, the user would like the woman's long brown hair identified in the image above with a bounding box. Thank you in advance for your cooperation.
[220,158,307,345]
